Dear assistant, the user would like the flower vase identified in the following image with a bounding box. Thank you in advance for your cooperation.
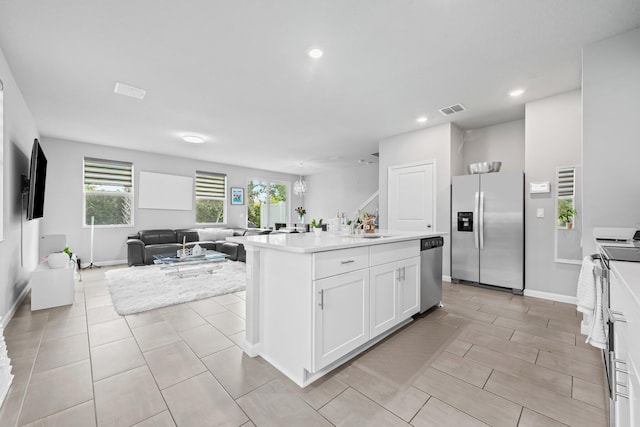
[298,214,305,224]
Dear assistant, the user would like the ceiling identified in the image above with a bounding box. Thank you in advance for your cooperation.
[1,1,639,175]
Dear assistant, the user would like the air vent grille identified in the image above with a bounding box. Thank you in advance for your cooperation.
[114,82,146,100]
[439,103,466,116]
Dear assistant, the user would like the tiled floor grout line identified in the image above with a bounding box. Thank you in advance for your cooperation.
[14,314,49,427]
[83,277,100,427]
[406,394,431,425]
[123,309,180,427]
[14,295,90,426]
[124,298,257,426]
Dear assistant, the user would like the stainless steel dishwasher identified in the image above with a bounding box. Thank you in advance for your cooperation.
[419,236,443,313]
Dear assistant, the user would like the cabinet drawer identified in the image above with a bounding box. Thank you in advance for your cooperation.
[313,247,369,279]
[370,241,419,266]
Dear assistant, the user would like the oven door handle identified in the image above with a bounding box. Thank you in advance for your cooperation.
[613,357,630,399]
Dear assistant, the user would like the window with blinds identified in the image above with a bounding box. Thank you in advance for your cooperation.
[557,168,575,197]
[557,167,576,229]
[83,158,133,226]
[195,171,226,224]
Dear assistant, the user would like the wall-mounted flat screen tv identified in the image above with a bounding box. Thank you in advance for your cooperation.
[27,139,47,220]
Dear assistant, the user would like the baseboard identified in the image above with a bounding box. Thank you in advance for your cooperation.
[442,275,451,282]
[80,259,127,268]
[242,340,261,358]
[523,289,577,305]
[1,284,31,328]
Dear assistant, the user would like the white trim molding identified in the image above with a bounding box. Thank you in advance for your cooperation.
[523,289,577,305]
[80,259,127,268]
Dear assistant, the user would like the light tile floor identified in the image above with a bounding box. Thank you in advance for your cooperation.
[0,266,608,426]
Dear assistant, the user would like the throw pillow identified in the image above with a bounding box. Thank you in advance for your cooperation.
[197,228,235,242]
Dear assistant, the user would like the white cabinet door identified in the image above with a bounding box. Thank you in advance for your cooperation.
[370,263,398,338]
[629,357,639,427]
[611,272,631,427]
[370,257,421,339]
[312,270,370,372]
[398,257,420,321]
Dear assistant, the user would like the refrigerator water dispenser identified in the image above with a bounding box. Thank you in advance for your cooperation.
[457,212,473,232]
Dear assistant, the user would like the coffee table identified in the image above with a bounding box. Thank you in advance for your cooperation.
[153,250,230,278]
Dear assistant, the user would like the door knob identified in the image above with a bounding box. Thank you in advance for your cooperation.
[426,224,432,228]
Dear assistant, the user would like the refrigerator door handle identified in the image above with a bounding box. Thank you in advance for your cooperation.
[479,192,485,249]
[474,192,479,249]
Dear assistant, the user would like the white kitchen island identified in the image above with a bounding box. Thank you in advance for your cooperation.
[230,230,445,387]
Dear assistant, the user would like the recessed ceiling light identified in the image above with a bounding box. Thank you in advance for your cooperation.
[416,116,428,123]
[509,89,525,97]
[308,48,323,59]
[182,135,205,144]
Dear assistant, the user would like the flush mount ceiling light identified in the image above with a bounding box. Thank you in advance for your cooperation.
[509,89,525,97]
[293,163,308,196]
[114,82,146,100]
[416,116,428,123]
[307,48,324,59]
[182,135,205,144]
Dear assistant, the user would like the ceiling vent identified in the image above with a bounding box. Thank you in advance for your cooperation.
[438,103,466,116]
[114,82,146,100]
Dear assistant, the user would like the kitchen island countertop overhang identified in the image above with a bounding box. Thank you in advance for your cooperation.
[229,230,444,253]
[229,230,446,387]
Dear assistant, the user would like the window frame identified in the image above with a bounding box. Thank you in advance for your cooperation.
[195,171,227,225]
[556,167,576,229]
[246,178,290,229]
[82,157,134,228]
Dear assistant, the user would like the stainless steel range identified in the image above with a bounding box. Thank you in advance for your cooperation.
[596,230,640,427]
[601,244,640,263]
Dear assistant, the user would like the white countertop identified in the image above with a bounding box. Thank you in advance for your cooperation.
[229,230,446,254]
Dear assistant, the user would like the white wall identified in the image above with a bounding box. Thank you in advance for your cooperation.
[304,163,378,224]
[0,48,41,322]
[379,123,457,277]
[525,90,582,297]
[583,27,640,256]
[463,120,525,172]
[40,137,300,264]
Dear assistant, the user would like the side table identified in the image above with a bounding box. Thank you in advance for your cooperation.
[30,262,75,311]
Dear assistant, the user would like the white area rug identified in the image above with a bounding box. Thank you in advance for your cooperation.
[105,261,246,315]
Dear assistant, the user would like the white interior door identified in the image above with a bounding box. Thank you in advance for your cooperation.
[388,162,435,231]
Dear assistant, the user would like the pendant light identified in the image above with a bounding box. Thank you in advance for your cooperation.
[293,163,307,196]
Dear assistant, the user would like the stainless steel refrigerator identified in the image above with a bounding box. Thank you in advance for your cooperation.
[451,171,524,292]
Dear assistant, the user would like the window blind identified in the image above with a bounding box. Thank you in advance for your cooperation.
[84,158,132,187]
[195,171,226,198]
[557,168,575,197]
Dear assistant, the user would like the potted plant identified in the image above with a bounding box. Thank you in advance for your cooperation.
[558,207,576,229]
[295,206,306,223]
[311,218,323,235]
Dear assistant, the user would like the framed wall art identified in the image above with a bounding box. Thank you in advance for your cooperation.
[231,187,244,205]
